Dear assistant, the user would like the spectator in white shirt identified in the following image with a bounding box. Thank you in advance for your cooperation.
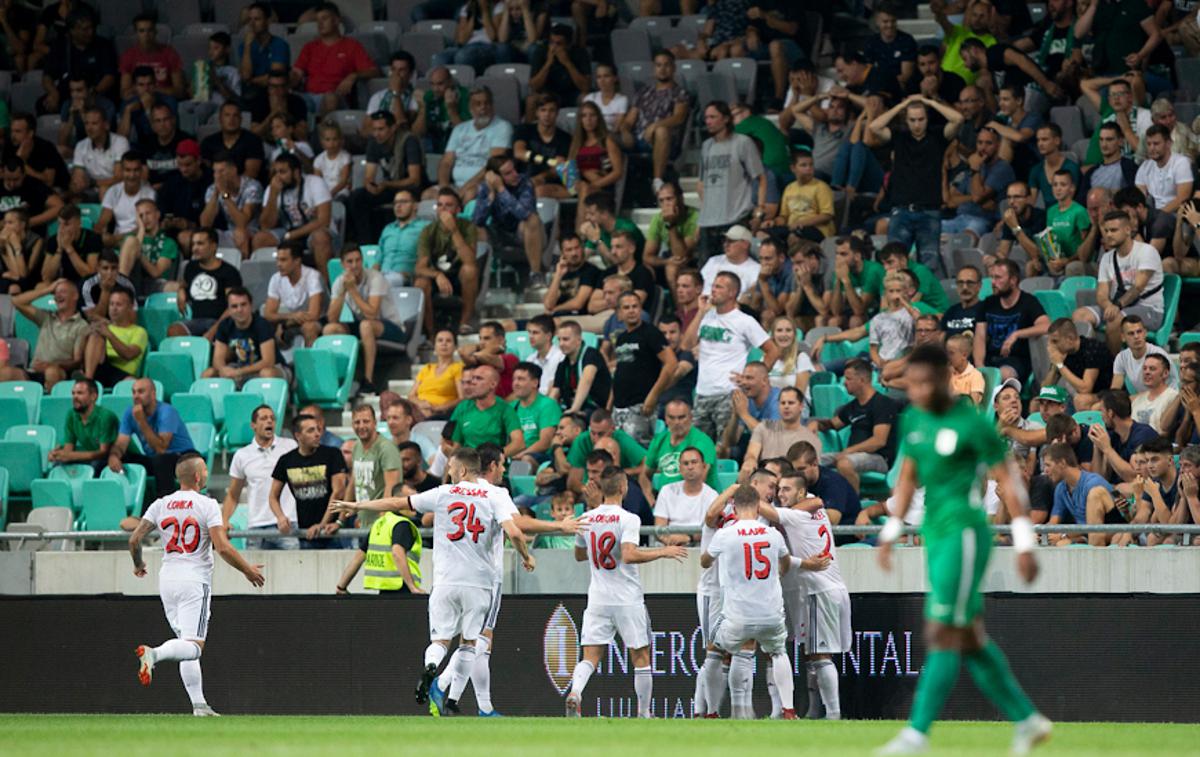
[254,153,336,278]
[95,151,156,248]
[263,240,325,347]
[583,63,629,131]
[526,313,564,394]
[1131,353,1178,434]
[222,404,300,549]
[699,225,761,298]
[1134,125,1193,216]
[653,446,717,546]
[1073,211,1166,354]
[1110,314,1174,394]
[70,107,129,200]
[324,245,408,394]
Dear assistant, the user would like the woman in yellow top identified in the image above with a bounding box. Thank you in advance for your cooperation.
[409,328,464,418]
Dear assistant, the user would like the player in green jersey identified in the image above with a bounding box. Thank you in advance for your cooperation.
[876,344,1052,756]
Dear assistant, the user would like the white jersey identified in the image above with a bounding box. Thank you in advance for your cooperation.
[142,490,225,585]
[479,477,520,580]
[706,520,789,624]
[697,503,736,596]
[777,506,845,595]
[576,504,643,607]
[411,481,514,590]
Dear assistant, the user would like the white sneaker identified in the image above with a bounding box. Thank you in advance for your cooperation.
[825,712,842,720]
[564,693,581,718]
[192,704,221,717]
[135,645,155,687]
[1011,713,1052,755]
[876,727,929,755]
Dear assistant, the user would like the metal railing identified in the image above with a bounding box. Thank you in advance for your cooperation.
[3,523,1199,544]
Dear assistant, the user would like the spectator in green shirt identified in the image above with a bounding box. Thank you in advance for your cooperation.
[449,365,525,457]
[731,100,792,189]
[117,198,179,296]
[1041,168,1091,278]
[637,398,720,496]
[877,242,948,312]
[48,377,119,472]
[579,190,644,265]
[511,362,562,466]
[829,235,885,328]
[566,407,647,491]
[421,66,472,154]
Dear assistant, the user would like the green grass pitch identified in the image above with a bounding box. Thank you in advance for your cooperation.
[2,715,1196,756]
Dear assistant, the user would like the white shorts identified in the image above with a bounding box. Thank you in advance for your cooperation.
[483,582,503,632]
[696,592,722,647]
[713,616,789,655]
[783,587,809,646]
[160,580,212,642]
[580,603,652,649]
[806,587,853,655]
[428,584,493,642]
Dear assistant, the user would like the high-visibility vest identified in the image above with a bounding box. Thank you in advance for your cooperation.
[363,512,422,591]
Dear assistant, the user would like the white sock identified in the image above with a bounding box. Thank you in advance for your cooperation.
[634,667,653,717]
[719,661,730,712]
[471,645,493,713]
[424,642,447,670]
[153,639,201,662]
[698,652,724,716]
[805,661,822,718]
[180,659,206,706]
[693,665,707,717]
[447,645,476,701]
[771,653,794,712]
[569,659,595,698]
[814,658,840,718]
[728,652,754,720]
[766,657,782,718]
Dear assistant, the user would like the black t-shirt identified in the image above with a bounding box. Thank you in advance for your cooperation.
[183,260,243,320]
[554,262,603,311]
[889,130,949,208]
[0,178,53,221]
[248,93,309,126]
[200,130,266,175]
[905,69,965,106]
[80,272,137,312]
[1140,207,1174,246]
[554,346,612,413]
[409,473,440,493]
[158,168,213,225]
[271,445,347,528]
[5,139,71,190]
[365,133,423,184]
[986,43,1033,91]
[836,391,900,464]
[747,0,806,43]
[809,465,863,527]
[1029,18,1073,79]
[45,35,119,100]
[139,131,195,186]
[602,263,655,303]
[941,300,985,337]
[1000,207,1047,244]
[214,314,278,367]
[992,0,1034,37]
[526,45,591,105]
[612,323,669,408]
[513,124,572,180]
[979,291,1046,372]
[45,228,104,289]
[1064,336,1114,392]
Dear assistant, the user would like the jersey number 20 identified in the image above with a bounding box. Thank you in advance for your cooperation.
[447,502,487,542]
[743,541,772,579]
[162,516,201,554]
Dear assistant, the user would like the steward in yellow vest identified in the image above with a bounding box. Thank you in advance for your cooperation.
[362,511,423,593]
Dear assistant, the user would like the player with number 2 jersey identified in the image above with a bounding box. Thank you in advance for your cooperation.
[130,453,265,716]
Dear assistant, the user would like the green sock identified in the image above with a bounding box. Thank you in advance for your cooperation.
[909,649,961,734]
[965,640,1036,723]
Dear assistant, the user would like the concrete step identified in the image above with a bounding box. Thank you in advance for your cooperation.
[387,378,416,396]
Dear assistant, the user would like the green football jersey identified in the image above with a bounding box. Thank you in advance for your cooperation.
[897,397,1007,537]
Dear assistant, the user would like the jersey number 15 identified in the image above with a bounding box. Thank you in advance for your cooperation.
[743,541,772,579]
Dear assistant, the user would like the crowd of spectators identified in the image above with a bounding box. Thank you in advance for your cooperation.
[2,0,1200,551]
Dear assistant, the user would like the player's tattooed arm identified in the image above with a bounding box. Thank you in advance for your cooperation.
[128,518,155,576]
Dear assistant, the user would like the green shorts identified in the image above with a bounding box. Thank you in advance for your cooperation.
[923,523,992,627]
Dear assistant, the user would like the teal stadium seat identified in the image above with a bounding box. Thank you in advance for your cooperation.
[48,464,95,514]
[0,441,42,497]
[102,463,147,516]
[172,393,216,425]
[812,385,850,419]
[239,378,289,423]
[187,422,217,470]
[190,378,236,427]
[112,379,163,399]
[0,380,43,422]
[144,352,195,400]
[140,292,188,349]
[158,336,212,379]
[506,331,534,359]
[294,335,359,407]
[98,394,132,420]
[38,396,73,435]
[0,468,8,527]
[1148,274,1181,348]
[78,480,128,530]
[5,425,56,472]
[31,479,75,511]
[510,475,537,497]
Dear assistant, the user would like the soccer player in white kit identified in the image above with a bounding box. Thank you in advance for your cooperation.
[332,447,535,715]
[761,471,851,719]
[700,484,797,719]
[432,443,582,716]
[565,466,688,717]
[129,453,265,715]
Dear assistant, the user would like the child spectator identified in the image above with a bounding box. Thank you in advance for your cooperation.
[267,113,314,171]
[534,492,581,548]
[314,122,351,199]
[947,332,985,404]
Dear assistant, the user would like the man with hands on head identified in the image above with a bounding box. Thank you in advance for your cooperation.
[415,186,479,336]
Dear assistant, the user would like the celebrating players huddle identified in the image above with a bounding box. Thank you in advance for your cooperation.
[127,343,1053,754]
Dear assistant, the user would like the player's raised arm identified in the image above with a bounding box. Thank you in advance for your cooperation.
[877,457,918,572]
[331,496,413,515]
[705,484,737,527]
[501,517,537,572]
[990,457,1039,583]
[128,517,157,577]
[209,525,266,587]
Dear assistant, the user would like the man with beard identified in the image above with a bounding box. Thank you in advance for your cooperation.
[974,259,1050,382]
[253,153,335,276]
[49,377,119,473]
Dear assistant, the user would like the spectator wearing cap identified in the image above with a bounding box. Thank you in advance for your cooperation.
[942,126,1015,242]
[766,150,835,244]
[347,110,425,245]
[289,2,380,117]
[869,94,964,277]
[992,376,1045,483]
[95,151,156,249]
[1131,353,1178,435]
[694,104,762,262]
[1044,317,1113,411]
[1032,384,1070,419]
[1090,389,1161,483]
[699,225,760,298]
[157,139,212,251]
[69,107,130,200]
